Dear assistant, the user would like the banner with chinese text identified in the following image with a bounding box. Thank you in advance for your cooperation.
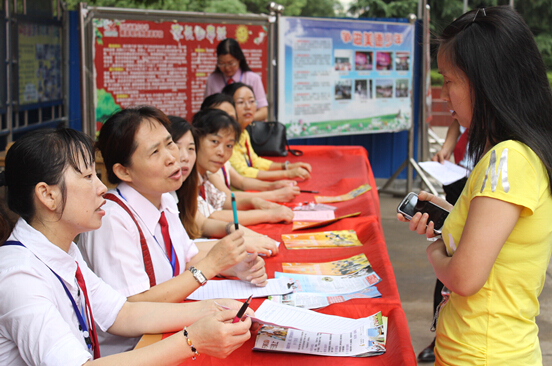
[93,19,268,132]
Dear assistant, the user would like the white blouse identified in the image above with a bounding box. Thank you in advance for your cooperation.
[78,182,199,355]
[0,218,126,365]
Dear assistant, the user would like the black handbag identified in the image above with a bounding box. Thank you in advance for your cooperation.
[245,121,303,157]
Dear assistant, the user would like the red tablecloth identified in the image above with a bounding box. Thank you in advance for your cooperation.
[162,145,415,365]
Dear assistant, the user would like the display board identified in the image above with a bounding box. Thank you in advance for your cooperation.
[92,18,268,131]
[18,21,63,106]
[278,17,414,138]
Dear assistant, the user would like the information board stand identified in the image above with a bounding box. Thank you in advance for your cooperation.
[79,5,272,137]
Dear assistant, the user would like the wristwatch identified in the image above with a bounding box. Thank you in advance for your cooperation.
[283,161,290,170]
[189,267,207,286]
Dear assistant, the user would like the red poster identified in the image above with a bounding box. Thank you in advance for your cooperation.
[93,19,268,131]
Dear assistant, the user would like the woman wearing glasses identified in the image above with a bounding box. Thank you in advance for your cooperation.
[204,38,268,122]
[222,82,312,181]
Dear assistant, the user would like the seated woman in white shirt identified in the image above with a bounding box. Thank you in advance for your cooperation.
[200,93,300,203]
[0,127,253,365]
[78,106,266,355]
[191,108,294,225]
[168,115,279,256]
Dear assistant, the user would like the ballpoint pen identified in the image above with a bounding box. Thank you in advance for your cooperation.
[232,295,253,323]
[300,190,319,194]
[231,193,239,231]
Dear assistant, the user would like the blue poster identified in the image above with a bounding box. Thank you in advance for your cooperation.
[278,17,414,138]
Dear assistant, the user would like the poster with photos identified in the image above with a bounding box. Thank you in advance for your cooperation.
[279,17,414,138]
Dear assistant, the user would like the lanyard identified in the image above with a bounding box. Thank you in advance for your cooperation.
[116,188,177,277]
[221,165,230,189]
[244,140,252,168]
[2,241,94,352]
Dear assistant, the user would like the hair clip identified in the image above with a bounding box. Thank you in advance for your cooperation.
[472,8,486,22]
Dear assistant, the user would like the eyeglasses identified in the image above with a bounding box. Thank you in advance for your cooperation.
[217,61,239,68]
[235,99,257,107]
[472,8,486,22]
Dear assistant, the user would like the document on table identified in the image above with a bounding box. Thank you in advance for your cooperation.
[186,277,292,300]
[252,300,378,334]
[268,286,382,310]
[292,210,335,222]
[274,265,381,295]
[418,160,470,186]
[253,314,387,357]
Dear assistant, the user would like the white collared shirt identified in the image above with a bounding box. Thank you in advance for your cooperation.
[0,218,126,365]
[78,182,199,355]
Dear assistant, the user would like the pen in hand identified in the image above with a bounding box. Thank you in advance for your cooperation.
[232,295,253,323]
[231,193,239,231]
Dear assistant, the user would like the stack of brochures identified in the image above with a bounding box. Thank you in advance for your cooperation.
[268,254,382,309]
[252,301,387,357]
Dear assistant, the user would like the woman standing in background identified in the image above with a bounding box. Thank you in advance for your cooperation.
[204,38,268,121]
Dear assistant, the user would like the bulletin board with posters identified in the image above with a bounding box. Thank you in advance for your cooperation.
[278,17,414,139]
[17,19,63,108]
[81,7,271,135]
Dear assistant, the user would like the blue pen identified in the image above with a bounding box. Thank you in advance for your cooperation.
[231,193,239,231]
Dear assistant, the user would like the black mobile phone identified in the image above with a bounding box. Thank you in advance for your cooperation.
[397,192,449,234]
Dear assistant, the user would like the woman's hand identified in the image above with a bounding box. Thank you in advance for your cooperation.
[203,230,247,274]
[207,298,255,316]
[272,185,300,202]
[266,205,294,223]
[432,148,452,164]
[185,309,252,359]
[396,191,453,238]
[244,235,279,256]
[288,167,311,180]
[289,162,312,173]
[270,180,297,190]
[232,254,268,287]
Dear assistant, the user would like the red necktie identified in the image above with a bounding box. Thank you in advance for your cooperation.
[227,78,234,85]
[159,212,180,276]
[75,263,100,359]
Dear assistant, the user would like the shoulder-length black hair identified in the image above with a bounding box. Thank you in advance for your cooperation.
[167,116,201,240]
[213,38,252,74]
[438,6,552,190]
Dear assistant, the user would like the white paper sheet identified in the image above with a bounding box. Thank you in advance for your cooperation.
[418,160,470,186]
[186,277,292,300]
[292,210,336,222]
[252,300,365,334]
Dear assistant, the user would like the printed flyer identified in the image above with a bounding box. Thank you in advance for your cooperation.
[282,230,362,249]
[278,16,414,138]
[314,184,371,203]
[253,312,387,357]
[282,253,370,275]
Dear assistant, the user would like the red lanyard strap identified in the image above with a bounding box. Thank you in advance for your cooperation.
[104,193,156,287]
